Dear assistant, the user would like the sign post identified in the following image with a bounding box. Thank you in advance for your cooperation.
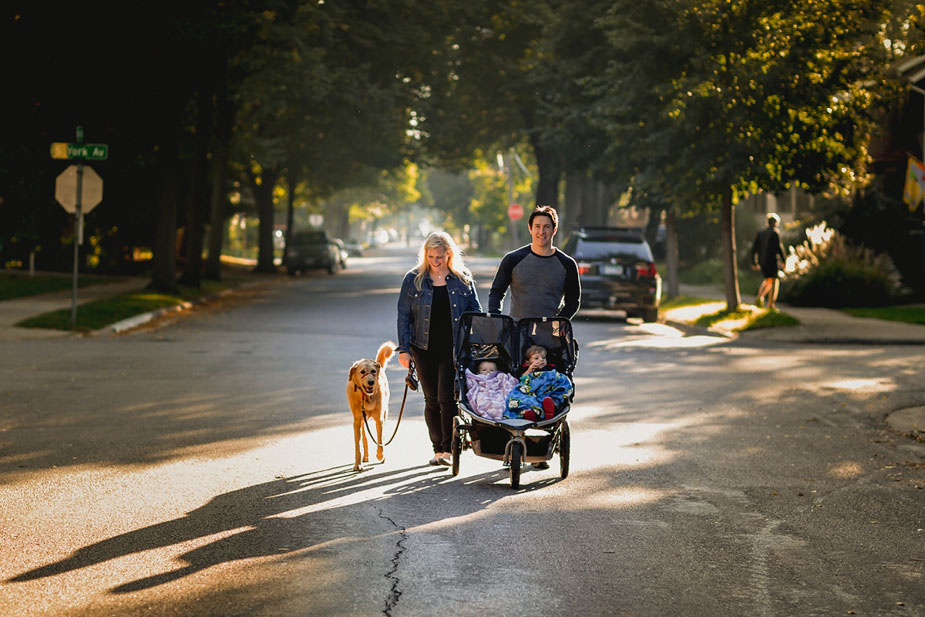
[52,126,106,327]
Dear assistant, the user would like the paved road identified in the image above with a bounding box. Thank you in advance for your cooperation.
[1,248,923,617]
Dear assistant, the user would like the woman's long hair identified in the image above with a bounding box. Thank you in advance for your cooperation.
[413,231,474,290]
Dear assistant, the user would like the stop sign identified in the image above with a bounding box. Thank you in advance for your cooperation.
[55,165,103,213]
[507,202,524,220]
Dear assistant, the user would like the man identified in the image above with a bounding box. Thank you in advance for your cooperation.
[489,205,581,320]
[489,206,579,470]
[751,212,786,309]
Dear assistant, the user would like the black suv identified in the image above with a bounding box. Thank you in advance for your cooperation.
[285,230,341,275]
[562,226,661,321]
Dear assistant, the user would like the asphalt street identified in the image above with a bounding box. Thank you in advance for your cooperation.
[1,248,923,617]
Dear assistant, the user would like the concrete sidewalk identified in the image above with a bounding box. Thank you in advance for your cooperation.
[671,283,925,345]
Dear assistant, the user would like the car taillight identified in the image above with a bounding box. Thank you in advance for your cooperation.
[635,262,657,277]
[577,262,592,275]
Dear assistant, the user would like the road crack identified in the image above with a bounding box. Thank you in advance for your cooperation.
[377,507,407,617]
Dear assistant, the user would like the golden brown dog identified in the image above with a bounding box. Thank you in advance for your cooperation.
[347,341,396,471]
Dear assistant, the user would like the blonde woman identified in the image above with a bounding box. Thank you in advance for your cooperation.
[397,232,482,466]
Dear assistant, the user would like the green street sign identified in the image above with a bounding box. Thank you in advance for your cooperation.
[50,142,108,161]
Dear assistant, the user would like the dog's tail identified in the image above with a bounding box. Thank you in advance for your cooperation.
[377,341,396,367]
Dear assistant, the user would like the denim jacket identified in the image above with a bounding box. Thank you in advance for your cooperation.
[397,269,482,353]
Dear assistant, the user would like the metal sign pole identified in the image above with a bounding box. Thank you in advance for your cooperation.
[71,126,84,327]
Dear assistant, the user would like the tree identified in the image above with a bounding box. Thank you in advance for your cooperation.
[588,0,899,310]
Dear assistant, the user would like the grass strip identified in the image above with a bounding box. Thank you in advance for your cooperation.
[740,309,800,330]
[15,281,230,332]
[660,295,717,310]
[692,308,753,328]
[0,272,113,301]
[842,305,925,325]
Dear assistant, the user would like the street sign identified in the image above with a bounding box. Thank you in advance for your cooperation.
[508,202,524,221]
[55,165,103,213]
[50,142,108,161]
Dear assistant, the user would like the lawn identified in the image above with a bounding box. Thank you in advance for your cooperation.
[842,305,925,325]
[14,279,234,332]
[0,271,112,300]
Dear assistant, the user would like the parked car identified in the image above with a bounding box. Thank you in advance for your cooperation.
[331,238,348,269]
[342,238,364,257]
[561,226,661,322]
[285,230,341,275]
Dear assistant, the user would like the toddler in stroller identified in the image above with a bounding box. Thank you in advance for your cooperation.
[505,344,573,422]
[453,312,578,489]
[464,359,519,421]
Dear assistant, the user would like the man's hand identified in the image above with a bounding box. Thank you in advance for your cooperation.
[398,352,411,369]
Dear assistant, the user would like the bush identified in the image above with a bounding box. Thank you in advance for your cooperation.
[779,222,907,308]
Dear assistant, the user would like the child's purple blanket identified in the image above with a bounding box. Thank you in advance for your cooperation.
[504,369,573,419]
[465,369,519,420]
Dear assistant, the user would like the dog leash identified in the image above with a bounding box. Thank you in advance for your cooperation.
[360,360,418,447]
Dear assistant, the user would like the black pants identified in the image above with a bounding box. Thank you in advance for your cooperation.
[411,344,456,453]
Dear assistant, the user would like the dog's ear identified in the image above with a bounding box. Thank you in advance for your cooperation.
[374,362,381,372]
[348,362,359,382]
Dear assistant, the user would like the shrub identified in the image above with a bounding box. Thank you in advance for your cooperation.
[779,222,906,308]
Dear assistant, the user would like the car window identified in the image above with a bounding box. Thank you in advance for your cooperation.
[291,231,328,245]
[575,238,652,261]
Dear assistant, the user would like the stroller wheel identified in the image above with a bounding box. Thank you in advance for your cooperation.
[509,442,523,489]
[559,420,570,479]
[451,417,463,476]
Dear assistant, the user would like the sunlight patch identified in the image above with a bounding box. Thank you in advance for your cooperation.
[828,461,863,478]
[822,378,896,393]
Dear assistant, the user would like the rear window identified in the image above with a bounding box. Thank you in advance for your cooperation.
[574,238,652,261]
[291,231,328,245]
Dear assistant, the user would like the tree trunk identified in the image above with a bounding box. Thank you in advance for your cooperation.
[150,134,180,294]
[204,147,228,280]
[530,137,562,208]
[204,62,233,281]
[179,87,213,287]
[644,204,663,248]
[283,169,296,267]
[721,187,741,310]
[249,166,280,273]
[665,206,680,299]
[596,180,616,226]
[563,170,584,234]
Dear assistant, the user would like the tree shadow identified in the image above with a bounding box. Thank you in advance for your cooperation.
[7,462,508,593]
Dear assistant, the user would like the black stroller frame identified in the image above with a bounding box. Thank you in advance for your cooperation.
[451,312,579,489]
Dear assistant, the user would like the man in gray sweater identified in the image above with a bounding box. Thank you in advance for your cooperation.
[488,205,581,321]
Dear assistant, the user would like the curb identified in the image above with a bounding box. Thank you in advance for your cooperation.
[93,284,260,336]
[662,318,736,339]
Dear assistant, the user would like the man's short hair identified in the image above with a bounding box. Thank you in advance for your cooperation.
[767,213,780,225]
[529,205,559,231]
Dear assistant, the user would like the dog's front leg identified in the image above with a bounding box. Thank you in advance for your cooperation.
[353,418,364,470]
[361,417,370,463]
[375,418,385,462]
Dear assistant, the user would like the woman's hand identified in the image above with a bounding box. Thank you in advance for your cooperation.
[398,351,411,369]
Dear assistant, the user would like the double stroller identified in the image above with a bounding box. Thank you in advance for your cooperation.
[451,312,579,489]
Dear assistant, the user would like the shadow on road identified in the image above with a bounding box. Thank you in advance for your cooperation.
[8,461,520,594]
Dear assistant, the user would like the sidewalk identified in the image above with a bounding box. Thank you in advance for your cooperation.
[669,283,925,345]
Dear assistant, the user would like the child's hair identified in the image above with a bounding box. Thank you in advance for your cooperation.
[477,359,498,374]
[524,344,546,360]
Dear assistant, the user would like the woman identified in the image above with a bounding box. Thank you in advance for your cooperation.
[397,232,482,466]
